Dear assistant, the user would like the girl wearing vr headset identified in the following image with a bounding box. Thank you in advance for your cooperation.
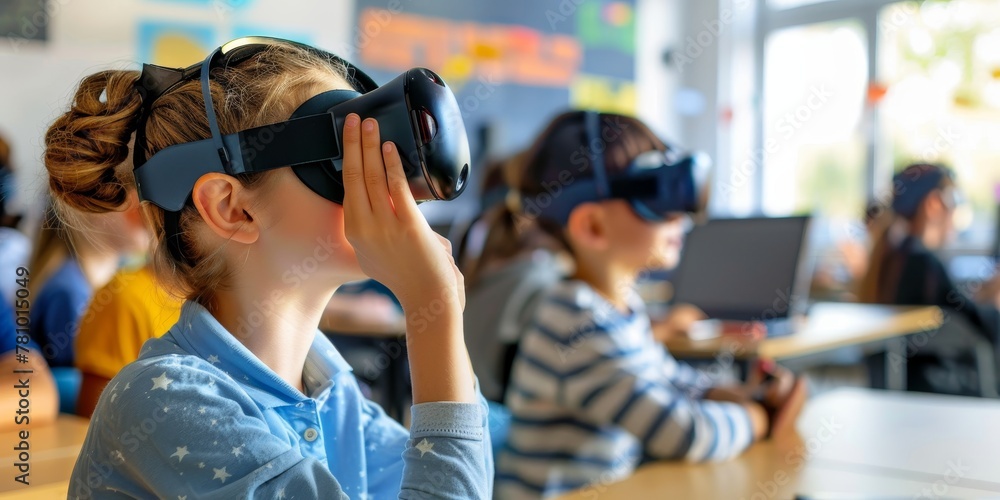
[46,40,490,498]
[494,111,805,498]
[860,163,1000,394]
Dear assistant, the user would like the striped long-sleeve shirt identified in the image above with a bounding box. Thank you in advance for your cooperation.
[496,280,754,499]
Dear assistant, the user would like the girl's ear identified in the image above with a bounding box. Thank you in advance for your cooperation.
[566,203,610,252]
[191,173,260,245]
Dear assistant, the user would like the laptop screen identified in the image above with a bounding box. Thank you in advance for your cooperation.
[671,216,812,321]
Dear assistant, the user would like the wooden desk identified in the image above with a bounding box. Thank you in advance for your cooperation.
[0,415,89,495]
[665,303,942,360]
[556,388,1000,499]
[324,316,406,338]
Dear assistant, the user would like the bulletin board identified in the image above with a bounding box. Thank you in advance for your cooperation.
[351,0,637,161]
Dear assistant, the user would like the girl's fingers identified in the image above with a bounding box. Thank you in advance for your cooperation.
[381,141,420,221]
[341,114,370,214]
[360,118,393,219]
[433,233,453,256]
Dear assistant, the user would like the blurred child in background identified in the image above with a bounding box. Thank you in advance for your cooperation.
[495,111,805,498]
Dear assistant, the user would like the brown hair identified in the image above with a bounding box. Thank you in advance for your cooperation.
[0,132,10,168]
[465,111,668,286]
[44,42,349,307]
[857,163,955,303]
[26,203,74,297]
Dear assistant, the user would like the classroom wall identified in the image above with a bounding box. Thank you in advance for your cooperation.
[0,0,350,231]
[0,0,684,228]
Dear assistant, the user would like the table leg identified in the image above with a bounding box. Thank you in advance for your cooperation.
[885,337,907,391]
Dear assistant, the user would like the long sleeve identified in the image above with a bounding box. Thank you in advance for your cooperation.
[362,394,494,500]
[896,250,1000,345]
[399,399,494,499]
[538,326,754,462]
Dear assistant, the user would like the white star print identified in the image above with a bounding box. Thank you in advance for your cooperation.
[198,462,205,469]
[276,489,286,499]
[110,393,118,403]
[124,382,131,391]
[198,407,206,414]
[110,450,124,462]
[163,406,170,413]
[231,445,243,457]
[151,372,174,391]
[178,496,187,500]
[207,355,220,364]
[211,419,218,426]
[415,438,435,457]
[170,446,189,462]
[213,467,231,483]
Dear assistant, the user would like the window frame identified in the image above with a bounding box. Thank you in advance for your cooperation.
[750,0,900,212]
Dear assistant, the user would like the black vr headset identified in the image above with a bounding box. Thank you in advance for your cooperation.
[525,111,707,225]
[132,36,471,262]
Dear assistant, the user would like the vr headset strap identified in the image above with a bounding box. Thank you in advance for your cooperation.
[152,113,341,265]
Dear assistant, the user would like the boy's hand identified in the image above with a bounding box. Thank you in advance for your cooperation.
[340,114,464,313]
[750,360,807,439]
[652,303,706,342]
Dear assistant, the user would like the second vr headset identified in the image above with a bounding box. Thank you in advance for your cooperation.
[523,111,707,225]
[132,36,471,262]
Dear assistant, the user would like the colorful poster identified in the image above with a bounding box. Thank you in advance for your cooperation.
[352,0,637,157]
[138,21,216,67]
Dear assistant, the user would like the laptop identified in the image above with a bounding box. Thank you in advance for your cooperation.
[670,216,814,337]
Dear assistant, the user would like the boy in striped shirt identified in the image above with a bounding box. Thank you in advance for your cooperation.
[493,111,805,498]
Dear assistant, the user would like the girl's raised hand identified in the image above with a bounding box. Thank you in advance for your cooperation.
[341,114,475,404]
[340,114,465,314]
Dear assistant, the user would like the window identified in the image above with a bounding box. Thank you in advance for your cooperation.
[729,0,997,250]
[762,21,868,220]
[878,0,1000,247]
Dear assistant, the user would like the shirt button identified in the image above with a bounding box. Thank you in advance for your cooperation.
[295,402,305,408]
[303,428,319,442]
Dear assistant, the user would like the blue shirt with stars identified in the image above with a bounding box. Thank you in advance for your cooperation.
[69,301,493,499]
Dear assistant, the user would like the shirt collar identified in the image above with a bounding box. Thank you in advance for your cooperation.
[165,300,353,408]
